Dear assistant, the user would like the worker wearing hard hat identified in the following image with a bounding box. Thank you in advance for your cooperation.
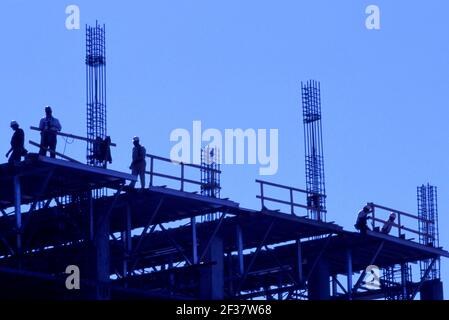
[38,106,62,158]
[355,205,372,234]
[5,121,27,164]
[381,212,397,235]
[129,136,147,189]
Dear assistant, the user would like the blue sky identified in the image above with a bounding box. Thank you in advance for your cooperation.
[1,0,448,298]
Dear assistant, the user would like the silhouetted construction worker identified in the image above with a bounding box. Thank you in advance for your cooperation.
[39,106,62,158]
[355,205,372,234]
[5,121,27,164]
[381,212,397,235]
[129,136,146,189]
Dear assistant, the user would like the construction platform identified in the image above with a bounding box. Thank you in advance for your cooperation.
[0,155,447,300]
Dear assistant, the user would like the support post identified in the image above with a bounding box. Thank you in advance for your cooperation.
[192,217,198,264]
[347,249,353,300]
[401,263,408,300]
[199,236,224,300]
[308,255,331,300]
[13,176,22,266]
[296,240,303,284]
[332,276,338,297]
[89,191,94,241]
[123,204,132,277]
[236,225,244,275]
[94,208,111,300]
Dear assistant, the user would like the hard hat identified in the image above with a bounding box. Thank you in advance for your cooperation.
[133,136,140,142]
[390,212,397,219]
[45,105,52,112]
[10,120,18,127]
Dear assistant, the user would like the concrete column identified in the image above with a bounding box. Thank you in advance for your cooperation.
[94,207,111,300]
[308,255,331,300]
[199,236,224,300]
[421,280,444,300]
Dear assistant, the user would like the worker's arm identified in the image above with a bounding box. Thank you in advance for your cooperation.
[54,119,62,132]
[5,148,12,158]
[39,118,45,131]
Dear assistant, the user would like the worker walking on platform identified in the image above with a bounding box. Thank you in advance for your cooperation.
[381,212,397,235]
[355,205,372,235]
[39,106,62,158]
[129,136,146,189]
[5,121,27,164]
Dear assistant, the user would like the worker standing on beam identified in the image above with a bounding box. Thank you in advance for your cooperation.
[5,121,27,164]
[129,136,146,189]
[38,106,62,158]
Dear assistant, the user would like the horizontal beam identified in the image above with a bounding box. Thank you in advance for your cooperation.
[29,140,82,163]
[30,126,117,147]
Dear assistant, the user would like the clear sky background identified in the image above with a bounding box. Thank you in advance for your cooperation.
[1,0,448,299]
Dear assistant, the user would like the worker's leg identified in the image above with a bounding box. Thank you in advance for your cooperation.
[139,170,146,189]
[39,134,48,156]
[48,134,57,159]
[361,224,369,235]
[8,150,21,164]
[129,168,138,188]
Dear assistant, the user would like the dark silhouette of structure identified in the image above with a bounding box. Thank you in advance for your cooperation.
[0,22,447,300]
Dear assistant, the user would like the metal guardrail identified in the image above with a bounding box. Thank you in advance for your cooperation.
[366,202,435,241]
[145,153,221,192]
[256,179,327,217]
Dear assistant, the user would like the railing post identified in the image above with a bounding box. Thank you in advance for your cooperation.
[260,182,265,209]
[150,157,154,187]
[397,212,402,237]
[290,188,294,215]
[181,163,185,191]
[371,206,376,230]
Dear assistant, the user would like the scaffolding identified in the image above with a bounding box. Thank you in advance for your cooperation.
[301,80,326,221]
[417,184,440,280]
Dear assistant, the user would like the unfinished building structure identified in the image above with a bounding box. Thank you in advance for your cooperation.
[0,24,447,301]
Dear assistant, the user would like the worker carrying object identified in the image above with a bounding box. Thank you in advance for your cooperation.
[5,121,27,164]
[38,106,62,158]
[129,136,146,189]
[381,212,397,235]
[355,205,372,234]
